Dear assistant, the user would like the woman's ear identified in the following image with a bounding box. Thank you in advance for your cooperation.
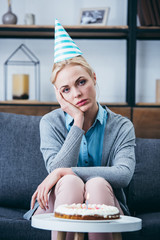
[93,72,96,85]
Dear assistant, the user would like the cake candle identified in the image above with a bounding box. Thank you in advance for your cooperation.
[86,193,90,209]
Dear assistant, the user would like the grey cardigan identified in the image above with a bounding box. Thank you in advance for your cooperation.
[40,106,135,214]
[24,106,135,220]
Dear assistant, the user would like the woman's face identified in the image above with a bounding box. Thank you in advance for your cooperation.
[55,64,97,113]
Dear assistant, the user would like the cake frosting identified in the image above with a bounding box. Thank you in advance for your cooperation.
[54,203,120,220]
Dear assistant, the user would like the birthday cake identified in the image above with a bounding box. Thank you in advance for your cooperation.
[54,203,120,220]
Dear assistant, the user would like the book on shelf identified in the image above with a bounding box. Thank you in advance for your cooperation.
[154,0,160,25]
[138,0,160,26]
[138,0,152,26]
[137,0,146,26]
[156,79,160,103]
[147,0,157,25]
[157,0,160,12]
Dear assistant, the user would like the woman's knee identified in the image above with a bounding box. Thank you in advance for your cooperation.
[86,177,113,193]
[55,175,84,203]
[85,177,118,206]
[56,174,84,190]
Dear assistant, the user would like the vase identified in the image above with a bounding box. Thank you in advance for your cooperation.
[2,4,17,24]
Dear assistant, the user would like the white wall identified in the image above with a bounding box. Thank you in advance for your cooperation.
[0,0,159,103]
[136,41,160,103]
[0,0,127,26]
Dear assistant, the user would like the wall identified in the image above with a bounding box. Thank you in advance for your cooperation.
[0,0,159,103]
[136,41,160,103]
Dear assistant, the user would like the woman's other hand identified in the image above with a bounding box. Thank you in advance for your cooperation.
[55,87,84,129]
[31,168,75,210]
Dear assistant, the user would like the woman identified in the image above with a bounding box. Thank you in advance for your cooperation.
[30,54,136,240]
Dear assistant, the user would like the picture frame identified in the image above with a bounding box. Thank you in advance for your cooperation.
[79,7,110,26]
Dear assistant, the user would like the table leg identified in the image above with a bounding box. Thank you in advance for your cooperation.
[57,231,66,240]
[74,232,84,240]
[113,233,122,240]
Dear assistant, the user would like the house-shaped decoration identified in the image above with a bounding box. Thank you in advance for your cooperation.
[4,44,40,101]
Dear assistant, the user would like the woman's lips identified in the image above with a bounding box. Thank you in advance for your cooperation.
[77,99,88,106]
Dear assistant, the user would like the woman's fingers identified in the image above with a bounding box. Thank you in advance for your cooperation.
[54,87,62,102]
[44,189,49,209]
[55,88,83,120]
[31,169,61,210]
[41,187,49,209]
[31,185,48,210]
[55,88,67,109]
[31,190,38,209]
[37,188,46,210]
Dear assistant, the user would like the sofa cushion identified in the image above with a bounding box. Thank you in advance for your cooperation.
[136,212,160,240]
[0,206,26,219]
[122,212,160,240]
[0,207,50,240]
[0,112,48,210]
[128,138,160,213]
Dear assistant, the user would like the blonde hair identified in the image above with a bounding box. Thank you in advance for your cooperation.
[51,55,95,84]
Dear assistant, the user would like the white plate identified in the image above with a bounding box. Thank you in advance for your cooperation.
[53,216,121,223]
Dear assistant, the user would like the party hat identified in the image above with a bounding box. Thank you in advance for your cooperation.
[54,19,82,63]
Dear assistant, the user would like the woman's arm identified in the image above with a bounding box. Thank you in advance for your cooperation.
[55,86,84,129]
[40,88,86,173]
[31,168,75,210]
[72,121,136,189]
[32,111,84,209]
[32,89,85,209]
[40,116,84,173]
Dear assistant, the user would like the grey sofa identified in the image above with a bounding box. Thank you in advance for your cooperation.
[0,112,160,240]
[0,112,50,240]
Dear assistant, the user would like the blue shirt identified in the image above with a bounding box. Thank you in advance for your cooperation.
[65,103,107,167]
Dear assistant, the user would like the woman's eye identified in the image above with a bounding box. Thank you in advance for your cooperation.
[62,88,70,93]
[79,79,86,86]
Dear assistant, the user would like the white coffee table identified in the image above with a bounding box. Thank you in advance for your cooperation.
[32,214,142,240]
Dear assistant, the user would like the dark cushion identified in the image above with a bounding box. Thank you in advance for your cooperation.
[128,138,160,213]
[0,207,50,240]
[136,212,160,240]
[0,112,48,210]
[123,212,160,240]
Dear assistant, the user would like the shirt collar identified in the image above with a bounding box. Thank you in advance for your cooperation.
[65,103,106,130]
[65,112,74,130]
[96,103,106,125]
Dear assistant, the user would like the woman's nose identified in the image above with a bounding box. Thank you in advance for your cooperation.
[73,87,81,98]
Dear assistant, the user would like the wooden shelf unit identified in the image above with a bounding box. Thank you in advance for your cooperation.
[1,25,160,40]
[1,0,160,107]
[1,101,160,139]
[0,0,160,138]
[0,101,132,120]
[0,24,129,39]
[137,26,160,40]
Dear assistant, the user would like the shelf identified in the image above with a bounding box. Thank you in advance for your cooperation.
[0,100,128,107]
[137,27,160,40]
[2,26,160,40]
[0,24,129,39]
[2,101,159,108]
[136,102,160,107]
[0,0,160,108]
[0,100,59,106]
